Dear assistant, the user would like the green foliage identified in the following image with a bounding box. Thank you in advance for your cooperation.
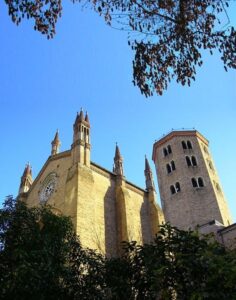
[4,0,236,96]
[1,196,236,299]
[0,196,104,300]
[111,224,236,299]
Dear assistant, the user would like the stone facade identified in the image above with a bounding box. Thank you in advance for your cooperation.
[18,117,235,252]
[152,130,233,230]
[18,111,164,257]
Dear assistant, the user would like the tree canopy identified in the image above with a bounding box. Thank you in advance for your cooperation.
[4,0,236,96]
[0,196,105,299]
[1,196,236,299]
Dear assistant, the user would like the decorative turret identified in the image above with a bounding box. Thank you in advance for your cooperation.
[144,156,155,191]
[113,144,124,176]
[19,163,33,194]
[51,130,61,155]
[71,109,91,166]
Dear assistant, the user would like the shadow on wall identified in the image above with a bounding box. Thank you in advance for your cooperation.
[104,185,118,257]
[141,199,152,245]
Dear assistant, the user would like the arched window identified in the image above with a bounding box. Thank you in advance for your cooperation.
[191,178,198,188]
[171,160,176,171]
[170,185,176,195]
[198,177,204,187]
[175,182,181,192]
[186,156,191,167]
[163,148,168,157]
[166,164,171,174]
[191,156,197,166]
[167,145,172,154]
[187,140,192,149]
[182,141,187,150]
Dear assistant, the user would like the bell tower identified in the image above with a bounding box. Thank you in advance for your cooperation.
[152,130,233,230]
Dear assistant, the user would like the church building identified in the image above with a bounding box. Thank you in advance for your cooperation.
[18,111,235,252]
[18,110,164,257]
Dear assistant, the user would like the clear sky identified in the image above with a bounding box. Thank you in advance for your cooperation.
[0,1,235,221]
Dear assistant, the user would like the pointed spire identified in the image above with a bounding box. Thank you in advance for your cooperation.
[113,143,124,176]
[73,108,84,128]
[22,162,32,177]
[74,111,80,126]
[114,143,122,161]
[19,163,33,194]
[51,130,61,155]
[145,155,151,172]
[78,108,84,122]
[85,111,90,126]
[144,156,155,191]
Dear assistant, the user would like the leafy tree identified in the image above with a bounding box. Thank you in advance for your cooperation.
[105,224,236,299]
[1,196,236,299]
[0,196,104,300]
[4,0,236,96]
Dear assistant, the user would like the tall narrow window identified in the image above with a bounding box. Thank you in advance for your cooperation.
[191,178,198,188]
[170,185,176,195]
[186,156,191,167]
[198,177,204,187]
[171,160,176,171]
[191,156,197,166]
[175,182,181,192]
[187,140,192,149]
[167,145,172,154]
[163,148,168,157]
[182,141,187,150]
[166,164,171,174]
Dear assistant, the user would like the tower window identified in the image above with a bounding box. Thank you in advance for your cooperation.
[186,156,198,167]
[166,164,171,174]
[198,177,204,187]
[187,141,192,149]
[166,161,176,174]
[175,182,181,192]
[192,177,204,188]
[163,148,168,157]
[170,185,176,194]
[191,178,198,188]
[182,140,193,150]
[191,156,197,166]
[171,160,176,171]
[186,156,191,167]
[182,141,187,150]
[167,145,172,154]
[170,182,181,195]
[163,145,172,157]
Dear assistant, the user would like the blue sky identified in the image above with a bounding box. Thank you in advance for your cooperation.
[0,1,236,221]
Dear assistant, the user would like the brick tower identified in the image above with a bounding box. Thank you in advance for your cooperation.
[152,130,232,230]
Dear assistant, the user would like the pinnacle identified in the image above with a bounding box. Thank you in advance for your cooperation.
[114,143,122,161]
[78,108,84,121]
[85,111,90,124]
[145,156,151,172]
[23,162,32,177]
